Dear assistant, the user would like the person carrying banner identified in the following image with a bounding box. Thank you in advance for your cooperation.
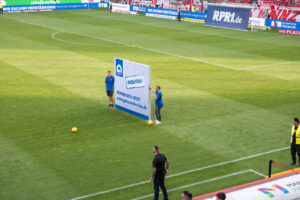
[149,85,163,124]
[105,71,115,107]
[291,117,300,166]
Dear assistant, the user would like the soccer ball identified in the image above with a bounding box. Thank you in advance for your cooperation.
[72,127,77,133]
[147,120,153,126]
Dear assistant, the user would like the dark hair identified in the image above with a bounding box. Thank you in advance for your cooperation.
[107,71,111,73]
[182,191,192,198]
[216,192,226,199]
[156,86,161,90]
[294,118,300,123]
[154,146,159,151]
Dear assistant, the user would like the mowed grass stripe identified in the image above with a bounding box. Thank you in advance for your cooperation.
[0,10,299,200]
[4,12,299,69]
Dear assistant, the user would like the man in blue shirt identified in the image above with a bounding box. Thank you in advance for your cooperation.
[105,71,115,107]
[150,85,163,124]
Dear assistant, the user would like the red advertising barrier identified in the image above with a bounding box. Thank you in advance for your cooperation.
[278,29,300,35]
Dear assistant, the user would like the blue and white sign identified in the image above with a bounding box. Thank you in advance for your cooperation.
[114,58,151,120]
[265,19,300,31]
[130,6,206,20]
[4,3,108,12]
[205,5,251,30]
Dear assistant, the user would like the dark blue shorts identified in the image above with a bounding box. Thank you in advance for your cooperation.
[106,91,113,97]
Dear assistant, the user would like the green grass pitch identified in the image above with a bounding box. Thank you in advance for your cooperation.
[1,8,300,200]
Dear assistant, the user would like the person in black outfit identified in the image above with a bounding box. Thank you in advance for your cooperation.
[177,8,181,22]
[151,146,170,200]
[181,191,192,200]
[216,192,226,200]
[291,117,300,166]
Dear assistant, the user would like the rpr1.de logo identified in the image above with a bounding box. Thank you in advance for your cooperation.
[212,11,243,23]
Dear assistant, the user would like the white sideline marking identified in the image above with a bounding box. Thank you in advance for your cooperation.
[19,20,237,70]
[69,146,288,200]
[131,169,265,200]
[241,60,300,70]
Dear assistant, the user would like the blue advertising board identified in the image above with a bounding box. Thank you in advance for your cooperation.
[265,19,300,31]
[181,10,206,20]
[130,5,206,20]
[4,2,108,12]
[205,5,251,30]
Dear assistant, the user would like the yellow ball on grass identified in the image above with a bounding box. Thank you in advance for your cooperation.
[72,127,77,133]
[147,120,153,126]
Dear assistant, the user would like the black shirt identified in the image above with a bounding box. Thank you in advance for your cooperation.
[292,126,298,145]
[152,153,167,177]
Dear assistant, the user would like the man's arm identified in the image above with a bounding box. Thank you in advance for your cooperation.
[152,91,157,99]
[165,159,170,174]
[150,167,157,181]
[149,85,157,99]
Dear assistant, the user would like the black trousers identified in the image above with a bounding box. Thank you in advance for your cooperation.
[291,144,300,163]
[153,176,168,200]
[0,9,3,14]
[155,106,161,121]
[177,14,181,22]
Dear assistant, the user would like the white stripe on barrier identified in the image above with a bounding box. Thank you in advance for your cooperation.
[69,146,287,200]
[131,169,265,200]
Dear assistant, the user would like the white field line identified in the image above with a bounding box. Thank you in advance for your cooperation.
[246,35,295,41]
[69,146,288,200]
[141,22,250,41]
[249,169,267,178]
[51,31,83,45]
[51,31,118,46]
[241,60,300,70]
[19,20,237,70]
[131,169,265,200]
[21,21,298,71]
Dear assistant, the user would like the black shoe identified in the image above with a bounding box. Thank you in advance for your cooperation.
[111,104,114,107]
[108,104,112,107]
[290,162,296,166]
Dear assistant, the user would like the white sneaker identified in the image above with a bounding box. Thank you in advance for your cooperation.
[155,121,161,124]
[154,120,158,123]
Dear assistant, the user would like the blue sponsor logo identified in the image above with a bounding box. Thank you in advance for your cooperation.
[265,19,300,31]
[126,75,145,89]
[205,5,251,30]
[131,6,146,13]
[115,59,123,77]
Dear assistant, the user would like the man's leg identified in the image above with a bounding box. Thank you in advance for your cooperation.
[153,177,160,200]
[296,145,300,165]
[291,144,297,165]
[109,95,114,106]
[155,107,159,121]
[157,107,161,122]
[159,177,168,200]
